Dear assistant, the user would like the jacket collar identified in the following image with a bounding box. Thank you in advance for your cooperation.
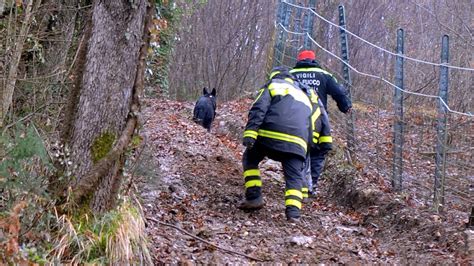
[271,72,296,83]
[294,59,321,68]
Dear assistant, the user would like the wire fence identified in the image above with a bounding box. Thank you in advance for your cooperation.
[271,0,473,214]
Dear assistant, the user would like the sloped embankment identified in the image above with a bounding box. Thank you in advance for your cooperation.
[137,98,470,264]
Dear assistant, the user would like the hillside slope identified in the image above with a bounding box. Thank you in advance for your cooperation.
[138,98,470,264]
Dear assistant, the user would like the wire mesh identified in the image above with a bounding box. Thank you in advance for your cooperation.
[272,0,473,213]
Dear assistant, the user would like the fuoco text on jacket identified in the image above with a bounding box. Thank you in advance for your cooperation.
[294,72,321,86]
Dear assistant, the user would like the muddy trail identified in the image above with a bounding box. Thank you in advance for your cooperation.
[136,98,470,264]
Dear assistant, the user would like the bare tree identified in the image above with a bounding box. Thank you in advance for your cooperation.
[168,0,277,101]
[38,0,80,80]
[0,0,40,127]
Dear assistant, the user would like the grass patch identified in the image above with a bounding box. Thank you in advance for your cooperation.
[50,197,151,264]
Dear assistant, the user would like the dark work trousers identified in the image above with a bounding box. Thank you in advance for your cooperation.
[242,142,305,214]
[303,149,329,192]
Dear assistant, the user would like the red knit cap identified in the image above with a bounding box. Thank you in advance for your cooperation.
[297,50,316,61]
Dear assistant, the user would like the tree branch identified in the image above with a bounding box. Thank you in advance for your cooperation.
[72,113,137,200]
[147,217,265,262]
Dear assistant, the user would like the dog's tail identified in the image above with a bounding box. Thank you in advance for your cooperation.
[193,107,204,125]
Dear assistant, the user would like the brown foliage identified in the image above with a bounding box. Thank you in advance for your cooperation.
[0,201,29,263]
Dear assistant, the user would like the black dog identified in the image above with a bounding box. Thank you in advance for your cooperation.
[193,87,217,132]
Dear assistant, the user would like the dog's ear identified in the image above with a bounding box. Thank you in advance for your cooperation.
[203,87,209,95]
[211,88,216,97]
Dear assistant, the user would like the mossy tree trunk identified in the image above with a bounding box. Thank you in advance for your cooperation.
[64,0,152,213]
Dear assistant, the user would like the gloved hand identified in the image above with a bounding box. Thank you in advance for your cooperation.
[242,137,256,149]
[315,143,332,154]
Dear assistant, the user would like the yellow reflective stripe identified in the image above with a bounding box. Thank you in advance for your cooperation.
[285,189,303,199]
[243,130,258,139]
[258,129,307,152]
[285,199,302,209]
[245,179,262,188]
[290,68,314,73]
[269,71,279,79]
[310,91,319,103]
[284,78,294,83]
[268,84,286,96]
[311,107,321,122]
[243,133,258,139]
[311,107,321,129]
[291,67,331,75]
[243,169,260,178]
[268,83,312,110]
[302,187,309,198]
[313,132,320,138]
[313,137,318,144]
[319,136,333,143]
[253,88,265,103]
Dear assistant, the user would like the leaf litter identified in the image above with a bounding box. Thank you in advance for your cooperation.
[135,98,471,264]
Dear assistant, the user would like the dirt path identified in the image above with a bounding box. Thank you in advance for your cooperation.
[137,98,470,264]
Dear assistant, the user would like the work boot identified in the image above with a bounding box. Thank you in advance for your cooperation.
[302,191,312,203]
[309,185,318,198]
[302,197,313,204]
[285,206,301,222]
[287,216,300,223]
[238,196,264,210]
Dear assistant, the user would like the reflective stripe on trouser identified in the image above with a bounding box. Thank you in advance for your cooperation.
[319,105,331,144]
[302,187,309,199]
[242,145,266,200]
[244,169,261,188]
[242,142,305,211]
[282,156,304,210]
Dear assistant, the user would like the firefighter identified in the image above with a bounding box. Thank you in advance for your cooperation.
[238,66,320,222]
[291,50,352,196]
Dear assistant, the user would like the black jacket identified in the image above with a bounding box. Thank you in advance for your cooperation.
[296,81,333,152]
[243,73,314,159]
[291,60,352,113]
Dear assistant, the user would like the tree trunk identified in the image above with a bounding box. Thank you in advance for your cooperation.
[66,0,150,213]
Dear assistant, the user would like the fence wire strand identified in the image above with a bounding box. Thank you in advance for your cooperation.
[281,0,474,72]
[272,0,473,213]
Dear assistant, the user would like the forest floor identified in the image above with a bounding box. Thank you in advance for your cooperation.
[137,97,472,264]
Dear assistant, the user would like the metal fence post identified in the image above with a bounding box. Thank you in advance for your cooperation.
[303,0,316,50]
[279,0,293,66]
[294,2,302,32]
[434,35,449,212]
[338,5,356,159]
[293,1,303,58]
[272,0,286,67]
[392,28,404,191]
